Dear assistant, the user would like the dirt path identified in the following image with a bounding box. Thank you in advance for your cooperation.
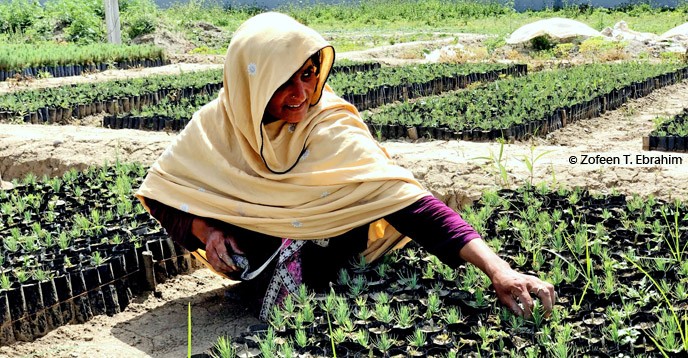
[0,36,482,96]
[0,269,259,358]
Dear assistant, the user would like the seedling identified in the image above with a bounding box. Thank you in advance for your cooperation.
[373,332,394,353]
[330,327,346,345]
[408,328,426,348]
[338,269,351,286]
[210,336,236,358]
[395,306,414,328]
[90,251,104,266]
[356,329,369,348]
[0,274,11,290]
[270,306,288,331]
[444,307,463,325]
[474,138,510,188]
[294,329,308,348]
[348,275,368,296]
[374,303,394,324]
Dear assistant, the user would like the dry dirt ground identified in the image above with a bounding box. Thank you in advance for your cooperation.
[1,40,688,357]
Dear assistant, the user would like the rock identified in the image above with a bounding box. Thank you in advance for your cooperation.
[195,21,223,33]
[132,29,195,55]
[0,172,13,190]
[604,21,658,43]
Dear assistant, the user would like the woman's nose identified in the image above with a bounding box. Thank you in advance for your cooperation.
[289,80,308,102]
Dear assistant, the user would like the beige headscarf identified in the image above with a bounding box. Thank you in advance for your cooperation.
[136,12,429,262]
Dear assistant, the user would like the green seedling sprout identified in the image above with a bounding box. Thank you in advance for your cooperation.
[374,302,394,324]
[210,336,236,358]
[187,303,192,358]
[659,200,688,263]
[408,328,426,348]
[356,329,369,348]
[258,327,277,357]
[624,254,688,357]
[473,138,510,188]
[338,268,351,286]
[355,305,372,321]
[294,329,308,348]
[373,332,394,353]
[0,274,11,290]
[395,306,414,328]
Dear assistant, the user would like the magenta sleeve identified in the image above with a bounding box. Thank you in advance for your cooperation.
[144,197,204,252]
[384,195,481,268]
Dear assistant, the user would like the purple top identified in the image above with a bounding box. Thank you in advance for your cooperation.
[144,195,480,268]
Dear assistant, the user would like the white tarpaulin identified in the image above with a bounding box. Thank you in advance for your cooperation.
[601,21,658,42]
[661,22,688,40]
[506,17,602,44]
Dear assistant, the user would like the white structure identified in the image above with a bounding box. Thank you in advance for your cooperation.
[506,18,601,44]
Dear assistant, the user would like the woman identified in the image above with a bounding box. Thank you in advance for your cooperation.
[136,12,555,321]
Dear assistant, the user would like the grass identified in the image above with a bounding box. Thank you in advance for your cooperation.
[160,1,688,39]
[3,0,687,52]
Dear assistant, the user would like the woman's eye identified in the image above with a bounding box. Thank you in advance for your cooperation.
[302,67,316,79]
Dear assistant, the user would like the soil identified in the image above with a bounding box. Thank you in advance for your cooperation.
[1,37,688,357]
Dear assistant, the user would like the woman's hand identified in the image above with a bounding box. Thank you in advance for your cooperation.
[490,268,556,319]
[459,238,556,319]
[192,218,245,274]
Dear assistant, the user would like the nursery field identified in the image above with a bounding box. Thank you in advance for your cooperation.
[2,1,688,357]
[1,71,687,357]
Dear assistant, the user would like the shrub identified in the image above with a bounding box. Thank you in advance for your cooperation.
[121,0,158,40]
[530,35,555,51]
[0,0,44,33]
[45,0,105,44]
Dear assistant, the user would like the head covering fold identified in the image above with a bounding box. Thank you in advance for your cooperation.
[136,12,428,262]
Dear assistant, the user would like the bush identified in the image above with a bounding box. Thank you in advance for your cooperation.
[0,0,44,33]
[45,0,104,44]
[530,35,555,51]
[121,0,158,40]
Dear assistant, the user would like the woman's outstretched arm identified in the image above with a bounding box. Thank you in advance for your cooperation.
[458,238,556,318]
[385,195,555,318]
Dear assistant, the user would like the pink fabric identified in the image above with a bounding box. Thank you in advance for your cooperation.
[276,239,303,307]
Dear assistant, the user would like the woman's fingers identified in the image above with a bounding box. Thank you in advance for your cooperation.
[206,231,238,273]
[225,235,245,255]
[514,287,534,318]
[532,283,556,317]
[500,292,524,317]
[494,271,557,319]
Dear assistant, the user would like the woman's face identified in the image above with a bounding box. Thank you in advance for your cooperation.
[265,59,318,124]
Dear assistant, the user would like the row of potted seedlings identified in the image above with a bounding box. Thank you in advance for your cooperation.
[208,184,687,357]
[329,63,526,111]
[362,62,688,142]
[329,61,381,75]
[0,44,169,81]
[0,60,378,123]
[0,70,225,124]
[1,62,521,128]
[100,63,524,132]
[0,164,188,344]
[644,108,688,152]
[0,60,380,122]
[102,94,214,131]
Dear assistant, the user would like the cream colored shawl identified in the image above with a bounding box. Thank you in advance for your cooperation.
[136,12,429,262]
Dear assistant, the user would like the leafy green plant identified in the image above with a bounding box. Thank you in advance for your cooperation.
[0,274,11,290]
[624,255,688,356]
[474,138,510,187]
